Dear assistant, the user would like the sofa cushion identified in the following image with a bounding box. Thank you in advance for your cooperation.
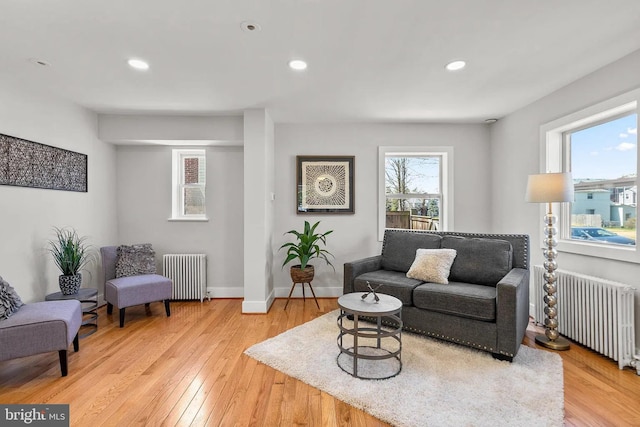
[413,281,497,321]
[0,276,24,320]
[406,249,457,284]
[381,231,442,273]
[442,236,513,286]
[116,244,157,278]
[354,270,423,305]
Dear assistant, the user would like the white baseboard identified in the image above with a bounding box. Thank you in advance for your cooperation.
[274,285,343,298]
[206,287,244,298]
[242,289,275,313]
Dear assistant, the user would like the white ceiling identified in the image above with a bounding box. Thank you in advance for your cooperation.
[1,0,640,123]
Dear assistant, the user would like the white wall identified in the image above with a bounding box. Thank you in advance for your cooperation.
[242,110,275,313]
[0,81,117,302]
[273,123,492,297]
[491,48,640,350]
[115,145,244,296]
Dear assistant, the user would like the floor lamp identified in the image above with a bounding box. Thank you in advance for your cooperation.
[525,172,574,351]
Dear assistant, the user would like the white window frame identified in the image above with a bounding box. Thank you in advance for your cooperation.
[170,148,208,221]
[540,88,639,262]
[378,146,454,241]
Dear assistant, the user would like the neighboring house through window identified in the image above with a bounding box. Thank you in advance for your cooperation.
[171,149,207,220]
[541,88,639,262]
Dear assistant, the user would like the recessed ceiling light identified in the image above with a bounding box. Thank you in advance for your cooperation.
[445,60,466,71]
[128,58,149,71]
[241,21,261,32]
[289,59,307,71]
[485,118,498,124]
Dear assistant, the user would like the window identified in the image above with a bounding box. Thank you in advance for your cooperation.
[171,149,207,221]
[541,88,639,262]
[565,113,637,246]
[378,146,453,240]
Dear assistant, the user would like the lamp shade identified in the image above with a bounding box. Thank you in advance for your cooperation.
[525,172,574,203]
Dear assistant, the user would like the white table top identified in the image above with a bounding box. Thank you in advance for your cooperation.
[338,292,402,316]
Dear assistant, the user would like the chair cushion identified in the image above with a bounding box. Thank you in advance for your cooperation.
[0,276,24,320]
[381,230,442,273]
[106,274,172,308]
[442,236,513,286]
[406,249,457,284]
[413,281,497,321]
[116,244,157,278]
[0,300,82,361]
[354,270,423,305]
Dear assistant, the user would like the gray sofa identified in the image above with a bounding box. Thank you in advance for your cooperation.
[344,229,530,361]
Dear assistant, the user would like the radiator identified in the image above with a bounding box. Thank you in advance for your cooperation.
[163,254,207,302]
[534,266,636,369]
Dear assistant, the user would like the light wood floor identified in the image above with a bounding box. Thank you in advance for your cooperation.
[1,298,639,426]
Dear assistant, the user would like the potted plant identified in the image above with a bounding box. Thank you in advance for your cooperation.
[279,220,334,283]
[48,227,91,295]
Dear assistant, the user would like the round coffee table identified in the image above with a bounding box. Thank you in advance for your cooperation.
[336,292,403,380]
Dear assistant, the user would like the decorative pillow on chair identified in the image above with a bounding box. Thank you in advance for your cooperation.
[0,276,24,320]
[406,249,457,284]
[115,244,157,278]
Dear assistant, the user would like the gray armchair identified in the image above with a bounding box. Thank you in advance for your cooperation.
[100,246,172,328]
[0,300,82,376]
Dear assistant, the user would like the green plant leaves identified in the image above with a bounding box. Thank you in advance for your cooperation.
[48,227,91,276]
[279,220,334,271]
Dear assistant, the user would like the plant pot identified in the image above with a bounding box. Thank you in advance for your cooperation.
[290,265,314,283]
[59,274,82,295]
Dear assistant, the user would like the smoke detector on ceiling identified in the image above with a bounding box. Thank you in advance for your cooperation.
[241,21,261,32]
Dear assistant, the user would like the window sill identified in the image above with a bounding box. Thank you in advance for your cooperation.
[556,239,638,264]
[168,217,209,222]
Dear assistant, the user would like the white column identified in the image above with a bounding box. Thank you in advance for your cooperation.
[242,109,275,313]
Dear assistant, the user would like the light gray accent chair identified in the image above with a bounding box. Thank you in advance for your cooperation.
[344,229,530,362]
[0,300,82,376]
[100,246,172,328]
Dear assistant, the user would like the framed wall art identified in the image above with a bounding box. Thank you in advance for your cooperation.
[296,155,354,214]
[0,133,87,192]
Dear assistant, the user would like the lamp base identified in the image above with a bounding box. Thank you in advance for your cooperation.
[535,334,570,351]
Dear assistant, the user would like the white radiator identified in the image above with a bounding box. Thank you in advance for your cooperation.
[163,254,207,302]
[534,266,636,369]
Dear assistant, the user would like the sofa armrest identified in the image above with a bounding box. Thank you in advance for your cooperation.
[343,255,383,294]
[495,268,530,357]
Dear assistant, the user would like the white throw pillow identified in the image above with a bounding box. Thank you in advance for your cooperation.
[406,248,457,284]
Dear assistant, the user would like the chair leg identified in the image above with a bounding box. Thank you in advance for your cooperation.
[73,334,79,352]
[307,282,320,309]
[164,299,171,317]
[283,282,297,310]
[107,302,113,314]
[119,308,125,328]
[59,350,68,377]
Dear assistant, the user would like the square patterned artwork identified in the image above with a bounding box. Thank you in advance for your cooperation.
[296,156,354,213]
[0,133,87,192]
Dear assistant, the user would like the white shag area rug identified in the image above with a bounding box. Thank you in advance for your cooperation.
[245,310,564,427]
